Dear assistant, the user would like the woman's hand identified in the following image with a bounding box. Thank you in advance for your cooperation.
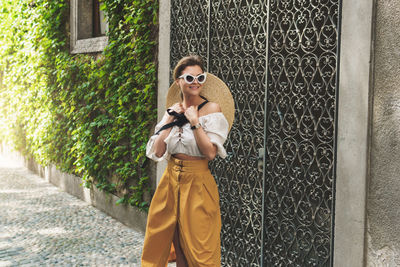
[184,106,199,125]
[169,103,184,115]
[154,105,182,158]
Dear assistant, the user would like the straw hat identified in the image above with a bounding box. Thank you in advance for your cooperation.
[166,72,235,130]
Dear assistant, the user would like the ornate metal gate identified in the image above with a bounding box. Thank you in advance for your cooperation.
[170,0,341,266]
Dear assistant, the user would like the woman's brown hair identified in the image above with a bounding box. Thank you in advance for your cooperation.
[173,55,205,80]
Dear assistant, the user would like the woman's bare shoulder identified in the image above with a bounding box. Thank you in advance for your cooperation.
[168,102,181,108]
[202,101,221,115]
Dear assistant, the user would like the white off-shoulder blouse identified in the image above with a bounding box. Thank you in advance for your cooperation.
[146,112,229,161]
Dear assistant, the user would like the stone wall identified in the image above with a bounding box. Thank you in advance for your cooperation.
[368,0,400,265]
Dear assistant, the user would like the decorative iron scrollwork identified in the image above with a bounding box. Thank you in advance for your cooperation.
[170,0,340,265]
[264,0,340,265]
[208,1,268,266]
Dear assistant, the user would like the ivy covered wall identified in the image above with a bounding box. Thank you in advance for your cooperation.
[0,0,158,211]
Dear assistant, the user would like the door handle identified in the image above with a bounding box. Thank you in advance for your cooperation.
[258,148,264,172]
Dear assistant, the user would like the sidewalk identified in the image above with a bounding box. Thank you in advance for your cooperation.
[0,154,175,266]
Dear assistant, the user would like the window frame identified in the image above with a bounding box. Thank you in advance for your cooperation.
[70,0,108,54]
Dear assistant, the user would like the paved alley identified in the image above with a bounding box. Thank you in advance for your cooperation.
[0,154,154,266]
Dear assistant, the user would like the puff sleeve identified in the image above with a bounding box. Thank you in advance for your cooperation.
[202,113,229,158]
[146,112,170,162]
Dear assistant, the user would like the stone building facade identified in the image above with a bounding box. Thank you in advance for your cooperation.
[367,1,400,265]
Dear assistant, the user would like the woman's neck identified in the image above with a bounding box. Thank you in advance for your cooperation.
[182,95,203,108]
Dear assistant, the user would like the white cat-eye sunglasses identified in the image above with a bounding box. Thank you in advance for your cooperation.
[178,73,207,84]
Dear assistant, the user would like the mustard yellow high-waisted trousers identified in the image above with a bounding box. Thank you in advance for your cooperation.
[141,157,221,267]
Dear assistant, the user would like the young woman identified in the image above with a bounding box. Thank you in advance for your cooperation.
[141,55,234,267]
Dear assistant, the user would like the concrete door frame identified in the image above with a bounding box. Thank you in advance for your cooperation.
[334,0,374,266]
[155,0,171,181]
[156,0,375,265]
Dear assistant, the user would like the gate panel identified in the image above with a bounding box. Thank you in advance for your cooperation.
[263,0,341,266]
[170,0,341,266]
[170,1,267,265]
[170,0,209,67]
[208,1,268,266]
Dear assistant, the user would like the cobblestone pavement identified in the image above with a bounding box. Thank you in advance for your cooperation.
[0,155,176,266]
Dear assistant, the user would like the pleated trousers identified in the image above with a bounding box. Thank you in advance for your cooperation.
[141,157,221,267]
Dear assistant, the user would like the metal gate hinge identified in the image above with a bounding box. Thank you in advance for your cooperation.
[258,148,264,173]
